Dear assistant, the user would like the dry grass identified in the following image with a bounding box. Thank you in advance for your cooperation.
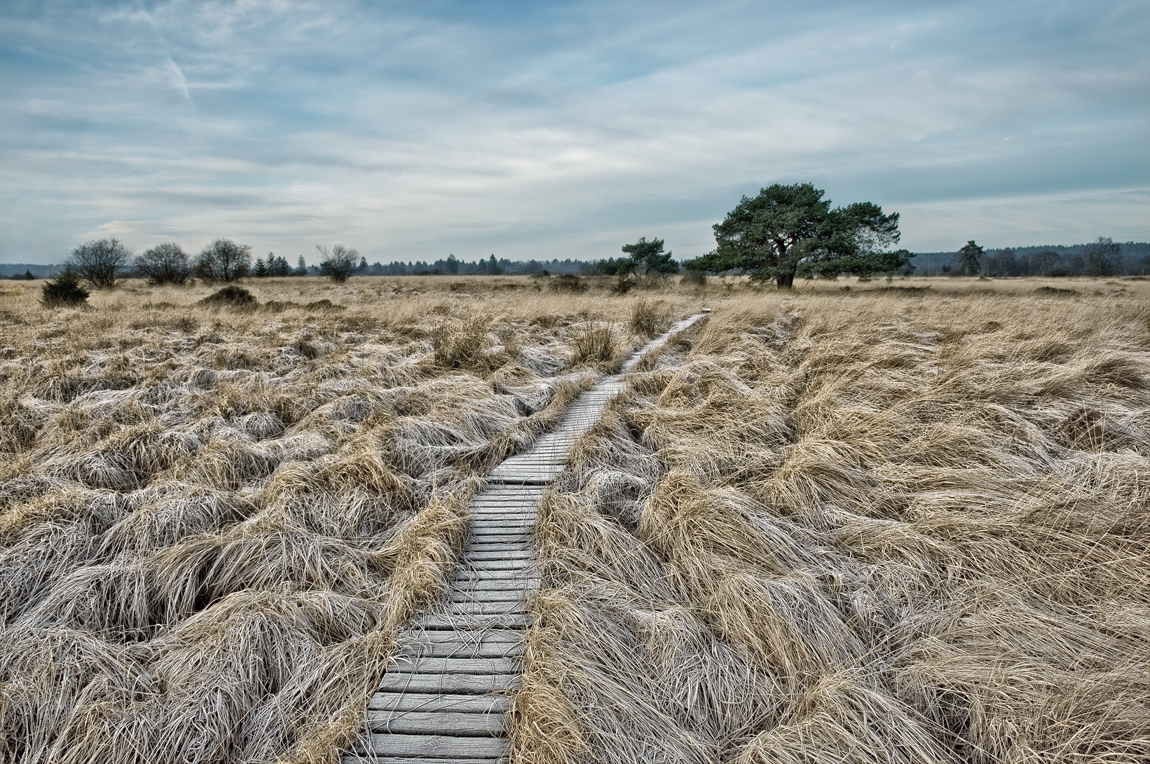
[514,278,1150,763]
[0,275,702,764]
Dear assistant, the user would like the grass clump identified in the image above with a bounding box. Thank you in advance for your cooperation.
[629,299,669,338]
[40,269,89,308]
[570,323,616,366]
[199,285,257,307]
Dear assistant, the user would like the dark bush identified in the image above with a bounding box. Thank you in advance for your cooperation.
[199,285,257,307]
[41,269,90,307]
[550,274,587,293]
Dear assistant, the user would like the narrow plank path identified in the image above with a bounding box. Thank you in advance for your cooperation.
[344,313,706,764]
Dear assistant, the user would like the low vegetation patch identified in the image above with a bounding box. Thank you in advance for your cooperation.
[40,269,89,308]
[199,284,258,307]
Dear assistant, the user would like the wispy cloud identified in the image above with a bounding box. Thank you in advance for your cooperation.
[1,0,1147,265]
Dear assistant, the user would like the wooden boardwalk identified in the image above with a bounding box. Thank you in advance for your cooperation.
[344,314,705,764]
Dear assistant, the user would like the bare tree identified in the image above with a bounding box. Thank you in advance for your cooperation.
[195,239,252,283]
[135,243,192,285]
[316,244,359,282]
[66,238,133,288]
[1084,236,1120,277]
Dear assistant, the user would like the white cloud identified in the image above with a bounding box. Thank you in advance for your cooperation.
[1,0,1147,264]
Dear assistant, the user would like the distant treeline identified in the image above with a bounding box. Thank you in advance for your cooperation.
[910,241,1150,277]
[361,255,593,276]
[7,240,1149,280]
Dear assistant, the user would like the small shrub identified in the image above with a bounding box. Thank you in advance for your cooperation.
[681,270,706,289]
[41,269,89,307]
[550,274,587,293]
[199,285,257,308]
[305,299,345,312]
[571,323,615,365]
[610,271,635,294]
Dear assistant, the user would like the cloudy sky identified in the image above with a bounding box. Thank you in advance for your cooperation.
[1,0,1147,266]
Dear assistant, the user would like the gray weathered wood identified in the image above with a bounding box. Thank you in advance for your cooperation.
[398,639,523,660]
[467,550,531,561]
[364,734,508,758]
[368,692,511,713]
[417,614,529,630]
[344,757,505,764]
[378,672,516,694]
[368,710,505,736]
[450,589,528,602]
[392,656,517,675]
[442,602,527,616]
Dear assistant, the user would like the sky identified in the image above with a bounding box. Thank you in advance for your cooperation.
[1,0,1147,266]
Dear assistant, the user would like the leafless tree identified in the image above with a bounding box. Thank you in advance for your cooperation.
[66,238,133,288]
[135,243,192,285]
[195,239,252,283]
[316,244,359,282]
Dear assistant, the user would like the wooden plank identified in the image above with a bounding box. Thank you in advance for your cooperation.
[368,692,510,713]
[344,757,504,764]
[417,614,529,630]
[450,576,535,588]
[450,589,527,602]
[443,602,527,616]
[363,734,508,759]
[378,672,515,694]
[397,639,523,660]
[392,656,517,675]
[368,710,505,736]
[467,550,531,561]
[464,538,531,548]
[457,560,531,571]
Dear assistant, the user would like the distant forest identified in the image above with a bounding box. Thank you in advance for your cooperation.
[909,241,1150,277]
[5,241,1149,280]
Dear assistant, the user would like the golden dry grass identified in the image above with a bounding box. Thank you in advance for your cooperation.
[0,275,699,763]
[514,277,1150,763]
[2,273,1147,762]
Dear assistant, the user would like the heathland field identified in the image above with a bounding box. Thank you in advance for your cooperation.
[1,275,1148,763]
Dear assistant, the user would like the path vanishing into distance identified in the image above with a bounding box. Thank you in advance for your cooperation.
[343,312,708,764]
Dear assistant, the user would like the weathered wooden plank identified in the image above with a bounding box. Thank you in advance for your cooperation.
[456,560,532,571]
[443,602,527,616]
[344,757,505,764]
[378,672,515,694]
[449,589,527,602]
[368,710,505,736]
[392,656,517,675]
[397,639,523,660]
[417,614,529,630]
[465,534,531,543]
[368,692,510,713]
[467,550,531,561]
[450,574,535,586]
[362,733,508,758]
[402,628,522,644]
